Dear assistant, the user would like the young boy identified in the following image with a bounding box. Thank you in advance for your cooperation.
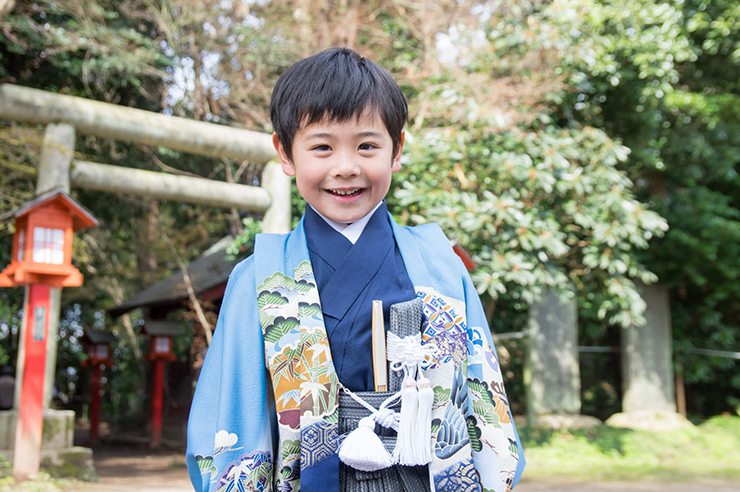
[187,48,525,492]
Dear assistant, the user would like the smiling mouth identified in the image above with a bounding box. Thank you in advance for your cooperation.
[327,188,364,197]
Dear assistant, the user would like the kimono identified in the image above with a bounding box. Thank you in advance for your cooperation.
[186,205,526,492]
[303,203,417,392]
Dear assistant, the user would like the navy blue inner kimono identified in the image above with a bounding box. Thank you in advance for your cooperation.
[303,201,417,392]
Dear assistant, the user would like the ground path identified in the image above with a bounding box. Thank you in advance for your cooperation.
[65,445,740,492]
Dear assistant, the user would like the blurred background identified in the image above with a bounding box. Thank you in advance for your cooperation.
[0,0,738,489]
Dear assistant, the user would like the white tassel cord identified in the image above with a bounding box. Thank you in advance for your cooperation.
[386,332,438,466]
[392,376,419,465]
[338,388,400,472]
[337,416,394,472]
[415,376,434,465]
[338,332,437,471]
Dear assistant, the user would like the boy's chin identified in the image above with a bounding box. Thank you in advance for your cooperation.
[312,202,383,224]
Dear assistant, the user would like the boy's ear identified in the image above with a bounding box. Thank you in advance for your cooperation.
[272,132,295,177]
[391,131,405,173]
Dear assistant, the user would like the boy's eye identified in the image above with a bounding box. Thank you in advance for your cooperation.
[359,143,377,151]
[312,144,332,152]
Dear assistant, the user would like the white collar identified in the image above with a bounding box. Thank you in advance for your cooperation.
[310,201,383,244]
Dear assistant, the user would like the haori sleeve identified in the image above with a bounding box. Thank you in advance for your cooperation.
[461,261,526,491]
[186,257,277,492]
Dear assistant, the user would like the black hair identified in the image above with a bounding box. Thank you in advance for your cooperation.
[270,47,408,161]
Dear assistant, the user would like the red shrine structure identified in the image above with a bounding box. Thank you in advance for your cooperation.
[0,188,98,480]
[0,189,97,289]
[142,320,182,449]
[80,329,117,443]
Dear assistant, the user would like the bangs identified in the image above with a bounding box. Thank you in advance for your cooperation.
[271,48,407,161]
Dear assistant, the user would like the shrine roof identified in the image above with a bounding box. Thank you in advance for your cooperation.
[141,320,183,336]
[82,329,118,345]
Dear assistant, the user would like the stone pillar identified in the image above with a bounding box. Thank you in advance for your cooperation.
[37,123,74,195]
[621,283,675,413]
[527,290,581,417]
[38,123,75,409]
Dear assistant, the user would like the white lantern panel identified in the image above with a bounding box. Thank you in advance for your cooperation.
[17,229,25,262]
[155,336,170,354]
[95,344,108,359]
[32,227,65,265]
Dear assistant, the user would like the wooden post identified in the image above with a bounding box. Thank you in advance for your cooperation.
[13,284,51,481]
[89,364,102,443]
[151,359,165,449]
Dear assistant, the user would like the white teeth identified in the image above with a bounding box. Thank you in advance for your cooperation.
[331,189,361,196]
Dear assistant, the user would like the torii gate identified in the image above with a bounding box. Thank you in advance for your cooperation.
[0,83,289,479]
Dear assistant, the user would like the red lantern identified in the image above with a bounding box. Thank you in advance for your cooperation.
[0,188,98,480]
[80,330,117,368]
[80,330,117,443]
[0,188,98,289]
[141,320,182,448]
[142,321,181,362]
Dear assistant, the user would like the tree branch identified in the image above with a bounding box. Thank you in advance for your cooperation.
[162,232,213,346]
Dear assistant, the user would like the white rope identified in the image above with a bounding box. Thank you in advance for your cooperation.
[341,386,401,431]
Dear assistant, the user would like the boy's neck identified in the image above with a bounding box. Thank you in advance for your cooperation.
[310,201,384,244]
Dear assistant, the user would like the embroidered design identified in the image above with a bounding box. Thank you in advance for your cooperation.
[195,454,216,479]
[259,260,340,484]
[416,287,520,491]
[433,366,471,460]
[467,325,521,491]
[216,451,272,492]
[300,419,339,467]
[419,294,467,337]
[215,430,243,455]
[276,438,300,492]
[433,457,479,492]
[468,378,507,427]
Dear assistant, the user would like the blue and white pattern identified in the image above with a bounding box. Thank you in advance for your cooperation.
[186,215,525,492]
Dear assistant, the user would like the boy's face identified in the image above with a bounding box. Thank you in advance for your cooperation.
[273,111,404,224]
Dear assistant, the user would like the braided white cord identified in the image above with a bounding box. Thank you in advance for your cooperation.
[341,386,401,431]
[387,332,437,376]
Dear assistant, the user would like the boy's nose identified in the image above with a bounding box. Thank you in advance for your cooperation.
[330,155,361,178]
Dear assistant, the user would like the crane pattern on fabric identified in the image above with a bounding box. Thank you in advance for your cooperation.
[193,435,272,492]
[190,229,521,492]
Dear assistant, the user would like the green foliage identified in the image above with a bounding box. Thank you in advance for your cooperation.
[394,121,667,328]
[0,0,169,95]
[520,415,740,481]
[1,0,738,429]
[0,471,69,491]
[225,217,261,261]
[535,0,740,415]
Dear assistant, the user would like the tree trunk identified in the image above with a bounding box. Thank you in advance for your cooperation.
[137,201,160,289]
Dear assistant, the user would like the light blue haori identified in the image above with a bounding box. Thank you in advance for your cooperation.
[186,213,526,492]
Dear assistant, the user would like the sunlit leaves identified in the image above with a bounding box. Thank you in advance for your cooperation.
[394,121,666,327]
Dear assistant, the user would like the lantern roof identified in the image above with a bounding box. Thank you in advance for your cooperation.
[0,187,98,231]
[82,329,118,345]
[142,320,183,337]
